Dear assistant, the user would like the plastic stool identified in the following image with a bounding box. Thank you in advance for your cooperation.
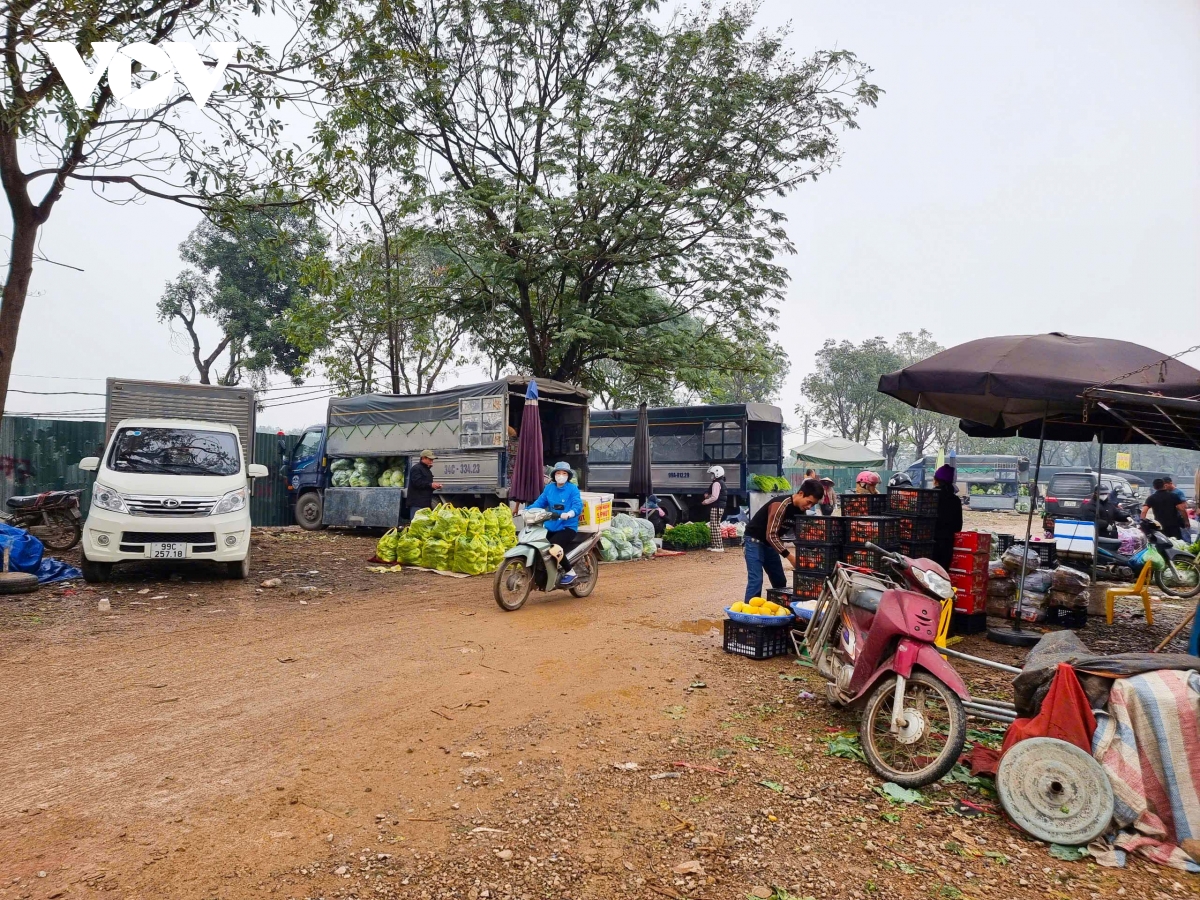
[1105,562,1155,626]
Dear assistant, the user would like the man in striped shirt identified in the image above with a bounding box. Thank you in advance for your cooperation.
[743,479,824,602]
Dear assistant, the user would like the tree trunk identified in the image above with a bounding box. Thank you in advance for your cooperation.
[0,211,39,418]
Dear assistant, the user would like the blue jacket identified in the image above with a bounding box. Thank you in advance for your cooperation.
[529,480,583,533]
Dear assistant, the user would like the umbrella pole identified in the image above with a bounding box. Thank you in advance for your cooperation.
[988,410,1047,648]
[1092,431,1105,584]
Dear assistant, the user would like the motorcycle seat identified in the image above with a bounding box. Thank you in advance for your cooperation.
[849,586,883,613]
[5,490,78,510]
[1096,537,1122,552]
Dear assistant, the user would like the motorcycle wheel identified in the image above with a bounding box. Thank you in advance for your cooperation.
[860,670,966,788]
[37,511,82,552]
[1156,555,1200,599]
[494,558,534,611]
[569,550,599,598]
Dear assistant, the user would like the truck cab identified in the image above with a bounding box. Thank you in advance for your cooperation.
[280,425,328,528]
[78,418,268,582]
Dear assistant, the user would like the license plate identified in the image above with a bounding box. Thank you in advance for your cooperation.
[150,542,186,559]
[1061,500,1079,508]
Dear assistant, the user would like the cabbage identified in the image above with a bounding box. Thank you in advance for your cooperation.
[396,531,423,565]
[330,458,353,473]
[331,469,352,487]
[599,533,618,562]
[376,527,399,563]
[453,533,489,576]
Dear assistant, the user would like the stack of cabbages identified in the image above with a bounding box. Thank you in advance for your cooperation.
[598,513,656,562]
[329,457,406,488]
[376,504,517,575]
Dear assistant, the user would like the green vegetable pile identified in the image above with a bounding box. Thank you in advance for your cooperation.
[598,513,656,561]
[330,456,407,488]
[383,503,517,574]
[663,521,712,550]
[750,474,792,493]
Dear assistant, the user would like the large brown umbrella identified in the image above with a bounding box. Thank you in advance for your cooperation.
[628,402,653,500]
[878,333,1200,430]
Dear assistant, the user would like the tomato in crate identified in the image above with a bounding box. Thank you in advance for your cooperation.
[839,493,889,517]
[899,540,938,561]
[886,487,940,517]
[791,573,825,601]
[843,546,889,571]
[792,543,843,575]
[845,516,899,547]
[896,515,936,542]
[792,516,845,544]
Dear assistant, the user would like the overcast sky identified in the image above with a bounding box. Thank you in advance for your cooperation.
[12,0,1200,443]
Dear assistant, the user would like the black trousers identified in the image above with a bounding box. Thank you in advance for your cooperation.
[549,529,582,567]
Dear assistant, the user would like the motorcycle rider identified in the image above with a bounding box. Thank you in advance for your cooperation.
[527,462,584,585]
[855,471,881,494]
[1095,485,1130,538]
[702,465,727,552]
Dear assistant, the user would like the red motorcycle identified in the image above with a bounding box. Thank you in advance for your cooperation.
[802,542,968,786]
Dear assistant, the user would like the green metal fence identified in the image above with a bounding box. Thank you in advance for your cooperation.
[0,417,294,527]
[784,467,898,497]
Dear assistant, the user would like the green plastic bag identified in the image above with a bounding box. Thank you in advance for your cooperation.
[453,533,489,575]
[409,507,435,541]
[421,537,453,571]
[1142,545,1166,572]
[376,527,399,563]
[396,531,423,565]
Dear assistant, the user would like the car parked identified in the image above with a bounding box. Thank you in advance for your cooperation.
[1044,471,1139,521]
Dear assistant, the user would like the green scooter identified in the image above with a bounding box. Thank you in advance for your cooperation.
[493,506,602,611]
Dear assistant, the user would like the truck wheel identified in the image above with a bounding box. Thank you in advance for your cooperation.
[295,492,325,530]
[227,549,250,580]
[80,553,112,584]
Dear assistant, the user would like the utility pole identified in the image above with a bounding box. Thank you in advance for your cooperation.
[803,415,810,444]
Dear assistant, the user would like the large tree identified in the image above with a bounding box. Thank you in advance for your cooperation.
[309,0,879,392]
[157,199,330,386]
[800,337,900,446]
[0,1,313,416]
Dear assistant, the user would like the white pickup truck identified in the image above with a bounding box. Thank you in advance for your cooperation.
[75,379,267,583]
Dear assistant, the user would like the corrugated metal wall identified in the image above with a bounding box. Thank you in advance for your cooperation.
[0,418,294,527]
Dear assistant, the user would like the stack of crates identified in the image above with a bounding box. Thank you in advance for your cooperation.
[885,486,940,562]
[837,492,901,576]
[789,515,846,603]
[949,530,992,633]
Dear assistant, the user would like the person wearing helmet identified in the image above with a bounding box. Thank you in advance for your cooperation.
[1095,484,1130,538]
[702,465,727,551]
[888,472,913,489]
[855,471,881,495]
[527,462,585,585]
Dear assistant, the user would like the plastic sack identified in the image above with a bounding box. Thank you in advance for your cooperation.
[1010,590,1049,623]
[1022,570,1054,594]
[1049,588,1089,610]
[421,537,453,571]
[376,527,399,563]
[484,536,505,570]
[1117,526,1146,556]
[612,513,636,534]
[987,577,1016,599]
[988,561,1009,580]
[599,533,618,562]
[409,508,435,541]
[633,517,656,544]
[1051,566,1091,592]
[432,505,467,542]
[1132,544,1165,572]
[641,539,656,558]
[1002,545,1041,573]
[465,509,486,540]
[396,531,423,565]
[453,533,489,575]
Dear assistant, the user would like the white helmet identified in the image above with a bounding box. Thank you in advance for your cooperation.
[707,465,725,479]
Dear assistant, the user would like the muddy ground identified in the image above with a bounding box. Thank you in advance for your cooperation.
[0,514,1195,900]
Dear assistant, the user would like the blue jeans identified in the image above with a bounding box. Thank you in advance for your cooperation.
[744,537,788,601]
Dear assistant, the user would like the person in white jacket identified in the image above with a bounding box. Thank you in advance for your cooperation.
[702,465,727,552]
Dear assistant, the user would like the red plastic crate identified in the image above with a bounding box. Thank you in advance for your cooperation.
[951,550,989,575]
[953,531,993,555]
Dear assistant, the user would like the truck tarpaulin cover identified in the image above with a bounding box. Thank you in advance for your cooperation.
[328,377,588,428]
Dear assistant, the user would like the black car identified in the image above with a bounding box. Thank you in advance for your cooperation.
[1044,472,1139,521]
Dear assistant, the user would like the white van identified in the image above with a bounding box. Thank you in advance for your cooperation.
[78,418,268,582]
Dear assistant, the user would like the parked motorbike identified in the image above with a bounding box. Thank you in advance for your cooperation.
[803,542,968,786]
[493,507,602,611]
[1095,518,1199,599]
[0,489,83,551]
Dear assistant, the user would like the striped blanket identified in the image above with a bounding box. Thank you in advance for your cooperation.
[1092,669,1200,872]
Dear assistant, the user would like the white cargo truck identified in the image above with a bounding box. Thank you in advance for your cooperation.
[76,379,267,582]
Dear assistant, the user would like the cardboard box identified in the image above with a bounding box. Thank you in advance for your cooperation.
[578,492,613,532]
[1054,520,1095,556]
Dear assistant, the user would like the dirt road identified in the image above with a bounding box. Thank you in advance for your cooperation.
[0,529,1187,900]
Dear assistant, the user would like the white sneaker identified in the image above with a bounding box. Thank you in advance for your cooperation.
[708,547,725,553]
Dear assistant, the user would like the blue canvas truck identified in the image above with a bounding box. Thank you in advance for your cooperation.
[279,377,591,528]
[586,403,784,522]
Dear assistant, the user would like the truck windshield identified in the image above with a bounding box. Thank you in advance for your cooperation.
[108,428,241,476]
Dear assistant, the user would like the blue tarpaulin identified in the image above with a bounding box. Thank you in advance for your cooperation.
[0,522,80,583]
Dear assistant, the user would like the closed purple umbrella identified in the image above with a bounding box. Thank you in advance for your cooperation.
[629,402,653,501]
[510,381,546,504]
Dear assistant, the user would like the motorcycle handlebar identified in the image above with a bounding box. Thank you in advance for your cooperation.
[862,541,901,562]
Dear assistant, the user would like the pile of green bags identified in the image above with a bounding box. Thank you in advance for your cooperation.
[599,513,656,561]
[330,456,407,488]
[383,503,517,574]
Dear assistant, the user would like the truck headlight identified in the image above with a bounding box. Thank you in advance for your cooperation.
[212,488,247,516]
[92,483,128,514]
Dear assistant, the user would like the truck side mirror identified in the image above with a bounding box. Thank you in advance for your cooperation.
[79,457,99,472]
